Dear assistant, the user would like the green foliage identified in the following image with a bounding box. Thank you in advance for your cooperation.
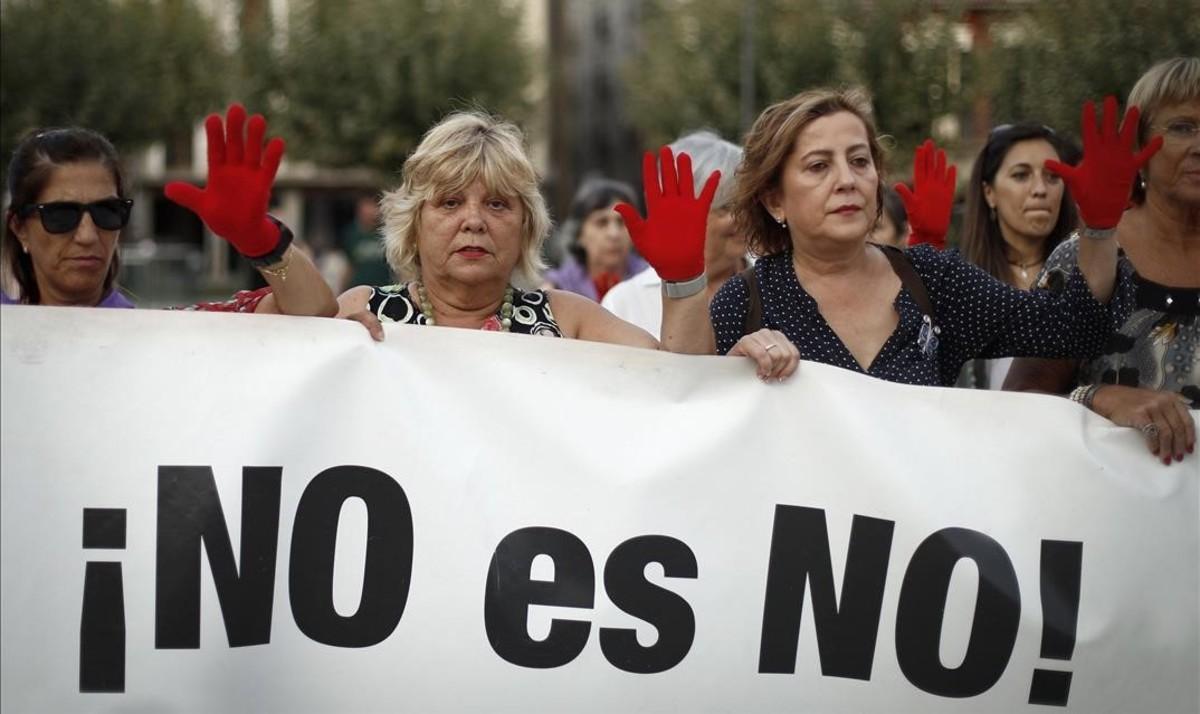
[266,0,533,171]
[0,0,228,180]
[624,0,837,149]
[977,0,1200,138]
[624,0,967,170]
[835,0,969,168]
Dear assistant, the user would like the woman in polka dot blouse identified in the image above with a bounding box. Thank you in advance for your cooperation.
[625,87,1158,392]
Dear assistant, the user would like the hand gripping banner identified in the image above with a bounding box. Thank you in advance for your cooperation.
[2,306,1196,712]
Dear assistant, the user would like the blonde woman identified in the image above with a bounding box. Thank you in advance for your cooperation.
[1006,57,1199,464]
[331,111,796,379]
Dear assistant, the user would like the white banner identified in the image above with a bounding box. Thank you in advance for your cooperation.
[1,305,1197,713]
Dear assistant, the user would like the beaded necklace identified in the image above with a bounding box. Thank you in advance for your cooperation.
[414,281,515,331]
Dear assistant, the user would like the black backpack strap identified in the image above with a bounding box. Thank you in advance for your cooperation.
[740,265,763,334]
[879,245,934,318]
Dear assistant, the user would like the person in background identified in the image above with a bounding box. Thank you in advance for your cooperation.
[1005,57,1199,464]
[956,123,1081,388]
[4,112,334,316]
[870,185,910,249]
[961,124,1080,290]
[602,130,749,337]
[340,193,391,288]
[542,178,647,302]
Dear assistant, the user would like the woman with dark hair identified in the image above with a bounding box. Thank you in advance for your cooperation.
[4,128,133,307]
[961,123,1081,290]
[956,123,1081,388]
[1006,57,1199,464]
[542,178,647,301]
[4,105,335,316]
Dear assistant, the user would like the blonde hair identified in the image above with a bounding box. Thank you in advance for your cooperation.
[380,111,550,285]
[732,87,886,257]
[1127,57,1200,203]
[1128,56,1200,149]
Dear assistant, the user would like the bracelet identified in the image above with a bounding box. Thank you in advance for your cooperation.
[257,244,294,283]
[663,273,707,299]
[246,216,295,267]
[1081,226,1117,240]
[1068,384,1099,409]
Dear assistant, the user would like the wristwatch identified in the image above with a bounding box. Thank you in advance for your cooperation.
[246,216,295,268]
[663,273,707,299]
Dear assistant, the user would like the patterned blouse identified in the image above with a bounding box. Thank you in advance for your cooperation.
[710,244,1111,386]
[366,283,563,336]
[1038,235,1200,408]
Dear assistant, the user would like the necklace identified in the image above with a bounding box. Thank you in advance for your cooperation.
[1007,256,1044,284]
[414,281,515,331]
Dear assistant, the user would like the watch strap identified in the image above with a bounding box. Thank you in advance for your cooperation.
[246,216,295,267]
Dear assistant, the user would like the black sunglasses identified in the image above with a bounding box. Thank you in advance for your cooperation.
[989,123,1057,140]
[17,198,133,234]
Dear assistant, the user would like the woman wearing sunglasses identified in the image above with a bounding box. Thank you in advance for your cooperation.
[1005,56,1199,464]
[3,115,335,316]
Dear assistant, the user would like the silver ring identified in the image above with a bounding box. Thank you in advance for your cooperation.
[1141,423,1160,439]
[764,343,778,352]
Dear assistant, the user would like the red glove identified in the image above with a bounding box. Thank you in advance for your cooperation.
[593,271,622,301]
[898,139,956,250]
[165,104,286,259]
[1045,96,1162,229]
[614,146,719,283]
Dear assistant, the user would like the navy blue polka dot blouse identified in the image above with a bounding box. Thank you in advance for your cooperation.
[710,244,1111,386]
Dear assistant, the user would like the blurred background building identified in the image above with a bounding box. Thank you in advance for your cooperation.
[2,0,1197,305]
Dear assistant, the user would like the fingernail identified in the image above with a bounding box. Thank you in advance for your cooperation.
[1177,454,1184,462]
[1162,457,1172,466]
[1188,445,1194,454]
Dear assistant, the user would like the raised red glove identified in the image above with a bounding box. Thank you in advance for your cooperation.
[898,139,956,251]
[614,146,719,283]
[1044,96,1162,229]
[165,104,286,259]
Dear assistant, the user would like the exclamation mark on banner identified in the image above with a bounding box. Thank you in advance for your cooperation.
[80,508,127,693]
[1028,540,1083,707]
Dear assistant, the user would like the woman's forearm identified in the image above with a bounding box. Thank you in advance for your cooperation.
[1075,228,1119,302]
[660,289,716,354]
[257,246,338,317]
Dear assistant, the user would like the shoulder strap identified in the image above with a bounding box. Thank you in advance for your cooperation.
[740,265,763,334]
[880,245,934,318]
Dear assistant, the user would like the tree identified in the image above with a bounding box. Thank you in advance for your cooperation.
[836,0,969,171]
[0,0,228,181]
[623,0,967,171]
[260,0,533,171]
[975,0,1200,140]
[623,0,838,149]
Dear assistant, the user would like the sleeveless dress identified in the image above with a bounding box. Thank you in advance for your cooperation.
[366,283,563,337]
